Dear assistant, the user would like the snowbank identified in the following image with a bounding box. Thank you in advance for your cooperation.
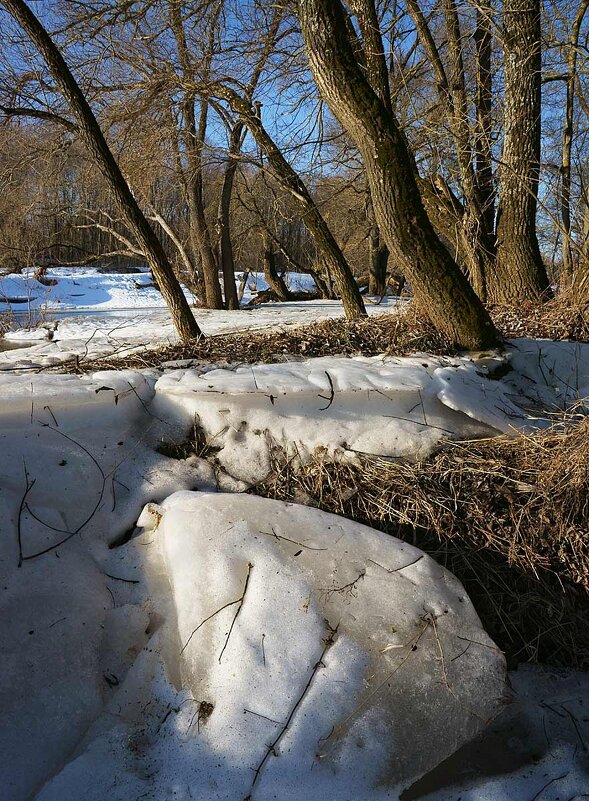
[36,491,506,801]
[152,341,589,484]
[0,342,588,800]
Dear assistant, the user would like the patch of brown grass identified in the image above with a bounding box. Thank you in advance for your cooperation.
[64,295,589,374]
[491,294,589,341]
[65,305,453,373]
[254,418,589,671]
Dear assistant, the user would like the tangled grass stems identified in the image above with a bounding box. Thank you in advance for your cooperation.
[254,417,589,670]
[65,295,589,374]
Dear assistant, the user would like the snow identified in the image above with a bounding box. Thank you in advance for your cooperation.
[416,665,589,801]
[0,266,191,312]
[0,266,315,315]
[0,274,588,800]
[28,490,507,801]
[0,267,405,370]
[152,341,589,484]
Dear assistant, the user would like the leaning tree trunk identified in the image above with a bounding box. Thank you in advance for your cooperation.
[262,231,290,300]
[2,0,202,341]
[492,0,550,302]
[297,0,498,349]
[217,86,367,320]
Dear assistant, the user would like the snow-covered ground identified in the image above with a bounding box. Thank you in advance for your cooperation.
[0,266,318,314]
[1,269,588,800]
[0,267,403,370]
[1,332,588,800]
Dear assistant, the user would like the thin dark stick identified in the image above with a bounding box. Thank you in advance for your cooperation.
[244,620,338,801]
[318,370,335,410]
[261,528,327,552]
[105,572,140,584]
[17,463,36,567]
[20,425,106,562]
[180,598,242,655]
[243,708,282,725]
[530,773,568,801]
[219,563,254,663]
[319,569,365,598]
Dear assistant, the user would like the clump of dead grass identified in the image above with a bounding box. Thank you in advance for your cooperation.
[255,417,589,670]
[65,303,454,373]
[66,295,589,374]
[491,294,589,342]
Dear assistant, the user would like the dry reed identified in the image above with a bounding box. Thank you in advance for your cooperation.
[254,417,589,670]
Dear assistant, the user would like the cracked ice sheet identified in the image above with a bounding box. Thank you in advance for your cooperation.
[37,491,507,801]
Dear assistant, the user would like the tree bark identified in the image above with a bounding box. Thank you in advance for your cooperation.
[262,230,290,300]
[562,0,589,279]
[297,0,498,349]
[2,0,201,341]
[216,124,242,310]
[367,197,389,295]
[492,0,551,302]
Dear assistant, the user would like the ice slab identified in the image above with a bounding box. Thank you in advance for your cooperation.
[138,491,507,795]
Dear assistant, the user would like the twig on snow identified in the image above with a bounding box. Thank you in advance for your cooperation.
[17,463,36,567]
[261,527,327,552]
[19,425,106,563]
[179,563,254,657]
[219,562,254,663]
[318,370,335,411]
[244,619,338,801]
[319,569,365,599]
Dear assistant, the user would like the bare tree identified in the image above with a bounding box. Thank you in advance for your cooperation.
[561,0,589,278]
[492,0,551,301]
[214,85,367,319]
[0,0,202,340]
[297,0,498,348]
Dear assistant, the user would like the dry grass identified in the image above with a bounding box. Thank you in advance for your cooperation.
[254,417,589,670]
[491,294,589,342]
[66,304,454,373]
[65,295,589,374]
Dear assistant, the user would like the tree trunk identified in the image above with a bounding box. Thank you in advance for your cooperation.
[217,86,367,320]
[262,231,290,300]
[298,0,498,349]
[562,0,589,280]
[369,222,389,296]
[169,1,223,310]
[2,0,201,341]
[183,102,224,310]
[216,124,242,310]
[492,0,551,302]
